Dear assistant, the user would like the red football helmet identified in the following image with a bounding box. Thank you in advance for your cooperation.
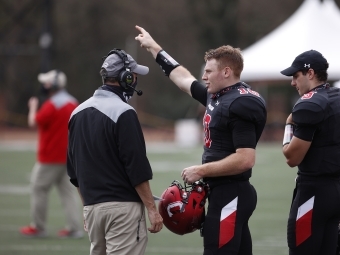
[158,180,209,235]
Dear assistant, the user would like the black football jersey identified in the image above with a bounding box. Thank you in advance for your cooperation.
[191,81,267,186]
[292,85,340,177]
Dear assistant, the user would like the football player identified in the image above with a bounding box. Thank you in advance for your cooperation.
[135,25,267,255]
[281,50,340,255]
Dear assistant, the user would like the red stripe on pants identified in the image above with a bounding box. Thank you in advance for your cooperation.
[219,211,236,248]
[296,209,313,246]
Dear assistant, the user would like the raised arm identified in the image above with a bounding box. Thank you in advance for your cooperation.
[27,97,39,128]
[135,25,196,96]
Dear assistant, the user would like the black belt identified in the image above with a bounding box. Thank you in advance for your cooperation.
[206,178,249,189]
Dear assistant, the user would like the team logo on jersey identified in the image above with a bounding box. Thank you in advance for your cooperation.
[208,103,214,111]
[301,91,316,100]
[238,88,260,97]
[215,100,220,106]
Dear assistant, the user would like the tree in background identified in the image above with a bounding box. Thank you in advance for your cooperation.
[1,0,339,130]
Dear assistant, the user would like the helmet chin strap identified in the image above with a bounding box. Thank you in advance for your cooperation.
[180,182,189,213]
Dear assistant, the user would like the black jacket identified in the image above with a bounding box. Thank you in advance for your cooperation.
[67,86,153,206]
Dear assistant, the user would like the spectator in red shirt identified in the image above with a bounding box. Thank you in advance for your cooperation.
[20,70,83,238]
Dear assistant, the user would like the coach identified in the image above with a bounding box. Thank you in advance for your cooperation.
[67,49,163,255]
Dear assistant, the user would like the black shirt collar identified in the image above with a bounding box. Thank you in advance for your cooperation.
[310,83,330,92]
[211,82,249,99]
[100,85,127,103]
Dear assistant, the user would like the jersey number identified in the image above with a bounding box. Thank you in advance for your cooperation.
[203,111,212,148]
[238,88,260,97]
[301,91,316,99]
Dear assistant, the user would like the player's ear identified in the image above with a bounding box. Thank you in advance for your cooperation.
[307,69,315,79]
[223,66,231,78]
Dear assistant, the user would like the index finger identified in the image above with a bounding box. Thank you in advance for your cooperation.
[181,167,187,177]
[135,25,145,33]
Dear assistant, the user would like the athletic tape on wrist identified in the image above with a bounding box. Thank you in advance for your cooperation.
[283,124,295,146]
[156,50,180,76]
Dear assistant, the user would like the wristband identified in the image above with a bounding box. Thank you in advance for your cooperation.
[156,50,180,76]
[283,124,295,146]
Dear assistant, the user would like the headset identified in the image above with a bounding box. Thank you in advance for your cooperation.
[104,48,134,90]
[51,70,60,90]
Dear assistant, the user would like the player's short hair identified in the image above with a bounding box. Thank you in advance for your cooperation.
[204,45,244,78]
[301,69,328,82]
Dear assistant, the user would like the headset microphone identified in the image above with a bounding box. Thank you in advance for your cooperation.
[127,84,143,96]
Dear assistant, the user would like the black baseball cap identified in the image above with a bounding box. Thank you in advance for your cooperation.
[280,50,329,76]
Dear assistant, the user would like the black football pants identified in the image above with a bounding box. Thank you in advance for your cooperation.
[288,177,340,255]
[203,180,257,255]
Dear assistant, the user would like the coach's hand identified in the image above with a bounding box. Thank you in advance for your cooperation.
[135,181,163,233]
[83,218,88,232]
[147,208,163,233]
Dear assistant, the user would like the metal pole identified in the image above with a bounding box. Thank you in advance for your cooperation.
[39,0,52,72]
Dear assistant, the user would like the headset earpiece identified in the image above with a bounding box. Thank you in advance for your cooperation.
[118,71,134,90]
[104,48,134,90]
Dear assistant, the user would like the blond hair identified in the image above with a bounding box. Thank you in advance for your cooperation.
[204,45,243,78]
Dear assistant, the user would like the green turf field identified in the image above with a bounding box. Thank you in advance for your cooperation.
[0,141,296,255]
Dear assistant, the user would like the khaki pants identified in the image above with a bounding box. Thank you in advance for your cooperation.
[83,202,148,255]
[30,162,82,231]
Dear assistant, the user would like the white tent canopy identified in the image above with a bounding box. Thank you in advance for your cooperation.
[241,0,340,82]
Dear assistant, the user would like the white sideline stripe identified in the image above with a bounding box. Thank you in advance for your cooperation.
[0,225,28,231]
[0,141,199,153]
[150,161,197,172]
[0,141,36,151]
[0,245,203,253]
[0,185,30,194]
[0,211,29,217]
[0,241,286,252]
[253,240,286,247]
[0,163,189,196]
[146,142,200,153]
[0,245,88,251]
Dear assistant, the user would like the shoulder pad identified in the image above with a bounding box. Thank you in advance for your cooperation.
[241,82,251,89]
[229,96,266,121]
[295,90,327,110]
[293,101,324,126]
